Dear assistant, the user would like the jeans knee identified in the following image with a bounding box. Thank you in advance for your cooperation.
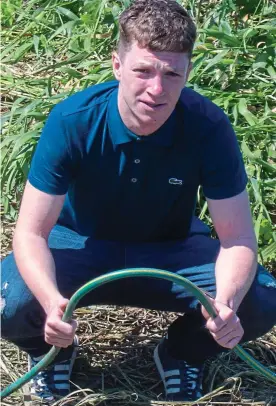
[1,254,45,339]
[255,269,276,327]
[1,297,45,340]
[240,268,276,341]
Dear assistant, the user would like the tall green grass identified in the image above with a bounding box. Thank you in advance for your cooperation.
[1,0,275,262]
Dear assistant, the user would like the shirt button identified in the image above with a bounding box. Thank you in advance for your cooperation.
[134,159,140,164]
[131,178,138,183]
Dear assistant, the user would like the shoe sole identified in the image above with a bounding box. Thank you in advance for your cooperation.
[153,344,167,393]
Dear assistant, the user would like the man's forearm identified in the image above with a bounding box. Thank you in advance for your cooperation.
[13,232,63,314]
[215,240,258,312]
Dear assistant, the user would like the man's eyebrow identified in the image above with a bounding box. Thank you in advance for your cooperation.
[132,62,152,68]
[132,61,180,72]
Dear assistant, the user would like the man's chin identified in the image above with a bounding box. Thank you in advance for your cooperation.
[136,113,168,133]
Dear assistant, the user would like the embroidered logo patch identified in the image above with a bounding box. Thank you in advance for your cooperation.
[169,178,183,186]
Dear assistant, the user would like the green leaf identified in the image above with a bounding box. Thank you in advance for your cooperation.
[3,42,33,63]
[33,35,40,57]
[200,28,240,46]
[250,178,262,203]
[267,66,276,81]
[56,6,79,21]
[260,242,276,261]
[255,25,276,33]
[254,206,264,242]
[57,67,83,78]
[238,99,257,126]
[33,52,89,73]
[198,50,229,76]
[49,21,78,41]
[242,141,276,174]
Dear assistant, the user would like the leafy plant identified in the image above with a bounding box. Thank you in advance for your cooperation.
[1,0,275,262]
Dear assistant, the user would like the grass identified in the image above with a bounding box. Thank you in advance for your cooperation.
[1,0,276,405]
[1,0,275,262]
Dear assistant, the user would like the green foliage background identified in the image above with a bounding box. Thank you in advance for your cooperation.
[1,0,276,263]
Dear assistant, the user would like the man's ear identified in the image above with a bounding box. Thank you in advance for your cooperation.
[112,51,122,81]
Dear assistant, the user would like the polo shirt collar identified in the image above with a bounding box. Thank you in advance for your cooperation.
[107,86,176,147]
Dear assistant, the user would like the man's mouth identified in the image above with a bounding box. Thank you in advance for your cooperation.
[140,100,166,109]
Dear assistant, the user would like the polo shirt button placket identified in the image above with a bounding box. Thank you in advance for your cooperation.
[131,137,143,183]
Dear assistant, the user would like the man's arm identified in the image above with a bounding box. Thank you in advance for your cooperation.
[207,188,258,311]
[13,181,76,347]
[13,181,65,312]
[201,189,258,348]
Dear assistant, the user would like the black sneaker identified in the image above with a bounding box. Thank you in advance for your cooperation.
[28,336,78,402]
[154,338,204,401]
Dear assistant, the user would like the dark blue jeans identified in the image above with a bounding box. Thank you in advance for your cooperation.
[1,218,276,364]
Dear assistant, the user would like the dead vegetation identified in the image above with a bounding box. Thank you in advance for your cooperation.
[1,299,276,405]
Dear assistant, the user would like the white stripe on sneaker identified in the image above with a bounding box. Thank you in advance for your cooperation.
[164,369,180,378]
[55,365,70,371]
[54,374,69,381]
[167,387,181,394]
[55,383,70,390]
[166,378,181,386]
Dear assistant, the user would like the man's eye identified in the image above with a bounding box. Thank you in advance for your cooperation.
[135,69,150,74]
[166,71,179,77]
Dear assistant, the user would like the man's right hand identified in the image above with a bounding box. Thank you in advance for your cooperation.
[44,297,78,348]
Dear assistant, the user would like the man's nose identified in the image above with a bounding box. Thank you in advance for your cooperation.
[148,75,165,97]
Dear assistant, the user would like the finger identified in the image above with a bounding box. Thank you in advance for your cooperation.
[210,317,241,340]
[45,326,75,339]
[47,319,75,335]
[45,327,75,342]
[206,315,228,333]
[206,306,237,333]
[211,325,244,348]
[215,334,243,349]
[224,335,243,349]
[45,340,72,348]
[211,328,239,344]
[45,335,74,347]
[58,298,69,313]
[45,329,74,342]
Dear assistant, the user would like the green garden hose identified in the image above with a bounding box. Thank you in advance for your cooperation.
[1,268,275,399]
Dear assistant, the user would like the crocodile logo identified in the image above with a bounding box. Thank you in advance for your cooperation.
[169,178,183,186]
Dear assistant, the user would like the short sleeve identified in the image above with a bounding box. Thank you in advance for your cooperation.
[201,114,248,199]
[28,107,74,195]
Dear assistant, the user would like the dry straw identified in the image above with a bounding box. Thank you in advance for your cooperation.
[1,305,275,406]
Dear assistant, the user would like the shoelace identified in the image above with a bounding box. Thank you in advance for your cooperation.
[180,362,203,396]
[30,369,55,400]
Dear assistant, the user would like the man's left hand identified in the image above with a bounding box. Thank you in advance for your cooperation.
[201,299,244,349]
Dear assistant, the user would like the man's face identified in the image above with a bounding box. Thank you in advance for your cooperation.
[112,41,192,134]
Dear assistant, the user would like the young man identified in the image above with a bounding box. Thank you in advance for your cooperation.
[1,0,276,402]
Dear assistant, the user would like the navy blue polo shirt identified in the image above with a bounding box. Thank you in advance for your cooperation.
[28,80,247,242]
